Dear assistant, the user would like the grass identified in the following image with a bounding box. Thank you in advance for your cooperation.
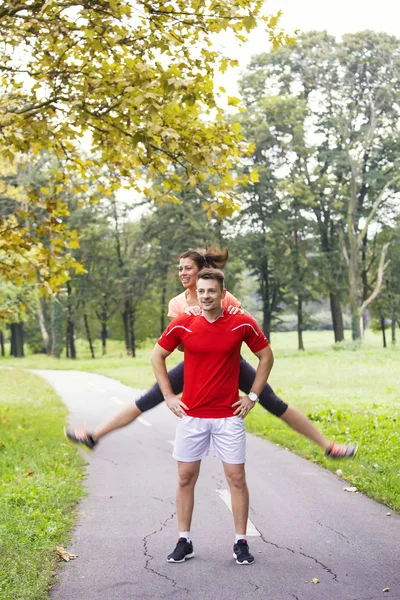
[0,329,399,597]
[0,369,85,600]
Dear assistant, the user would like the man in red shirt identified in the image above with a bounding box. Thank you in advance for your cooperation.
[151,268,274,565]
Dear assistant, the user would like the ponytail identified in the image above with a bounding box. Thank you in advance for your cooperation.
[179,243,229,271]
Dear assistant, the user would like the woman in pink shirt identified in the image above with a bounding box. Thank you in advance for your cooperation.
[66,245,357,460]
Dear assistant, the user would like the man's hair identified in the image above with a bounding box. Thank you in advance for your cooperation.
[196,268,225,291]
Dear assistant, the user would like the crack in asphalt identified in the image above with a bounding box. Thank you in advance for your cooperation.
[249,581,260,592]
[142,510,190,594]
[258,531,340,583]
[316,520,350,544]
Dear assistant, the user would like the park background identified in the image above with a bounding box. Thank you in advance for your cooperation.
[1,1,400,599]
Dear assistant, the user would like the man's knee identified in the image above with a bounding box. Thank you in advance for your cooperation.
[225,467,247,490]
[177,464,199,488]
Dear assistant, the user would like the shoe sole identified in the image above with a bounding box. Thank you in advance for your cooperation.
[64,427,94,452]
[233,552,254,565]
[167,552,195,563]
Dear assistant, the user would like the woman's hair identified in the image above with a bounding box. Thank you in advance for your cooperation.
[179,243,228,271]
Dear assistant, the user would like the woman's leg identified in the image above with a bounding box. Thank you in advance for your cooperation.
[238,357,329,450]
[66,362,185,448]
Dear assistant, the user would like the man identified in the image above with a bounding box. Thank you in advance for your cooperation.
[151,268,274,565]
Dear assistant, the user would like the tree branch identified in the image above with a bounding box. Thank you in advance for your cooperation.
[358,175,400,244]
[359,241,391,337]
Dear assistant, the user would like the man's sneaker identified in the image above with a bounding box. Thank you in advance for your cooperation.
[167,538,194,563]
[64,426,97,451]
[233,539,254,565]
[325,442,358,459]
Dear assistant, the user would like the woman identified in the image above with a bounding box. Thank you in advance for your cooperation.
[66,245,357,459]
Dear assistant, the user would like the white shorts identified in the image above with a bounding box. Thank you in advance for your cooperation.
[173,416,246,464]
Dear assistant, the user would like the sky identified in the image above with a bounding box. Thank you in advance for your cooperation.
[217,0,400,95]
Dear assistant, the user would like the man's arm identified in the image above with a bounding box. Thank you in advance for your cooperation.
[151,343,188,417]
[248,345,274,397]
[232,345,274,417]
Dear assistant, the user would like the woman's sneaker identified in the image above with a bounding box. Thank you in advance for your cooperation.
[64,426,97,451]
[325,442,358,459]
[233,539,254,565]
[167,538,194,563]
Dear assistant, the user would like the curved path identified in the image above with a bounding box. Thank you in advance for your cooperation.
[34,370,400,600]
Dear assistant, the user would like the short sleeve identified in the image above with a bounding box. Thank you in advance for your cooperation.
[167,297,181,319]
[157,316,187,352]
[241,316,269,353]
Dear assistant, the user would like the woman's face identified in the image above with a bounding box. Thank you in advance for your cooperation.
[178,258,200,290]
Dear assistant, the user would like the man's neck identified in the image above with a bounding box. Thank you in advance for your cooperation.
[202,305,224,322]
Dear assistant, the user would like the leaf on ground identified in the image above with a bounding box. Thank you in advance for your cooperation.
[56,546,78,562]
[311,578,320,584]
[343,486,358,493]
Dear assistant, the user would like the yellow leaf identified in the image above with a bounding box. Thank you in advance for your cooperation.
[249,170,259,183]
[227,96,241,107]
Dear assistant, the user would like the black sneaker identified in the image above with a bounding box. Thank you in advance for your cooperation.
[233,539,254,565]
[167,538,194,563]
[64,426,97,451]
[325,442,358,459]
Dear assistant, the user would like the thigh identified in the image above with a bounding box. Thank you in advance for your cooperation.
[173,417,211,462]
[211,417,246,464]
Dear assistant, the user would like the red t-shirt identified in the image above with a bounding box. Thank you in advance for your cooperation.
[157,310,269,418]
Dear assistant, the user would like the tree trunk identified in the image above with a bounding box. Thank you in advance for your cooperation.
[349,252,361,341]
[381,315,387,348]
[330,292,344,342]
[160,282,167,335]
[391,313,396,346]
[37,296,50,353]
[101,320,107,356]
[83,313,95,358]
[0,331,4,357]
[51,298,63,358]
[121,305,130,354]
[67,320,76,359]
[128,303,136,358]
[262,299,271,340]
[297,296,305,351]
[10,323,24,358]
[66,281,76,359]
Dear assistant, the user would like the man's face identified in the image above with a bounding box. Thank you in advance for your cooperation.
[196,277,225,312]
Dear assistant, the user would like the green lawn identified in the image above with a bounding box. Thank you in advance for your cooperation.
[0,328,399,600]
[0,369,85,600]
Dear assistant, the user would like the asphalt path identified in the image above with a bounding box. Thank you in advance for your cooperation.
[33,369,400,600]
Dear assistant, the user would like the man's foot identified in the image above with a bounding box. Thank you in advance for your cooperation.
[325,442,358,459]
[233,539,254,565]
[64,426,97,451]
[167,538,194,563]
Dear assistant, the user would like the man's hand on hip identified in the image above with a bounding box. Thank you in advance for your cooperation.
[232,395,256,418]
[165,394,189,418]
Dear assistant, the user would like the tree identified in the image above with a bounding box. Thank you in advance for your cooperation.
[1,2,293,246]
[240,31,400,341]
